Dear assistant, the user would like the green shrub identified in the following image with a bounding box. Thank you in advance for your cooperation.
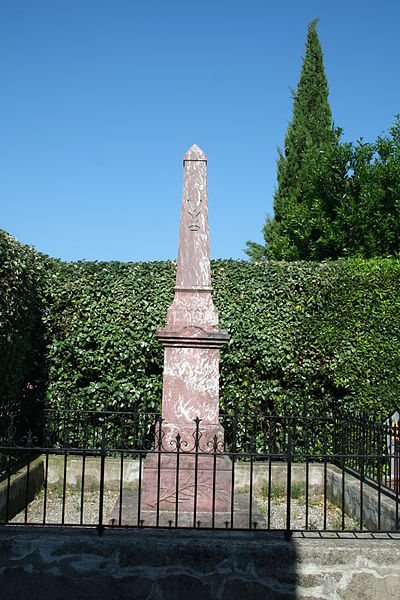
[0,230,48,417]
[1,229,400,429]
[42,256,400,424]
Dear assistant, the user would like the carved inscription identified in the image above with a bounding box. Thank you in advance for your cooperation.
[186,196,202,231]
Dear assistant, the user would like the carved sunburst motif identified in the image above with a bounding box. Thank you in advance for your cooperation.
[146,471,228,508]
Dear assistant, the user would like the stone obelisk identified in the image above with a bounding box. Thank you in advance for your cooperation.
[141,144,231,513]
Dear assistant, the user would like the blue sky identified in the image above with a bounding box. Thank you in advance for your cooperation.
[1,0,399,262]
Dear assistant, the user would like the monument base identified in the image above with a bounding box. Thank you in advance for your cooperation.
[141,451,232,513]
[109,491,266,529]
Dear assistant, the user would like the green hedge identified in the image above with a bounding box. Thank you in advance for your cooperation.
[1,229,399,422]
[0,230,48,416]
[42,256,400,419]
[218,259,400,417]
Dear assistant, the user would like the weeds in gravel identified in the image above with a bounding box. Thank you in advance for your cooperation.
[261,482,305,500]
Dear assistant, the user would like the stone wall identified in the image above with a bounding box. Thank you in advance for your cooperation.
[0,527,399,599]
[46,455,324,493]
[327,464,398,531]
[0,458,43,521]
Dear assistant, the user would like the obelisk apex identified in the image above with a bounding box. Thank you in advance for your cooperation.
[175,144,211,291]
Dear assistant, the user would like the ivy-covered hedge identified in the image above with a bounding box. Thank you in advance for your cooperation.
[0,230,48,417]
[216,259,400,417]
[1,229,399,421]
[42,256,400,419]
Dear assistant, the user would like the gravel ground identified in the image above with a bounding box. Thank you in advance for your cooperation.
[11,489,119,525]
[11,488,358,530]
[255,494,358,530]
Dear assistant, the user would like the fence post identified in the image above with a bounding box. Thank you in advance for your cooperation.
[61,429,69,526]
[118,415,125,526]
[5,414,15,523]
[175,433,181,528]
[359,413,365,531]
[193,417,201,528]
[323,417,328,531]
[156,416,163,528]
[249,437,255,529]
[212,434,218,529]
[80,413,88,526]
[230,405,238,529]
[377,422,382,531]
[341,415,346,531]
[97,424,106,535]
[285,427,292,540]
[395,437,399,530]
[43,413,52,525]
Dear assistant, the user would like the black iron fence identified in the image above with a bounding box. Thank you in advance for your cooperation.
[334,409,400,491]
[0,405,399,534]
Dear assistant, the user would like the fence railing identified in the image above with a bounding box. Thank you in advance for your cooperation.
[0,406,399,534]
[334,409,400,493]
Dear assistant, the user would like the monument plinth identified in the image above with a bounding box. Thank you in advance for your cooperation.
[141,145,231,513]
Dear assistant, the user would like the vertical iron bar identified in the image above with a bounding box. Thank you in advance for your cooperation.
[286,428,292,536]
[359,419,364,531]
[212,435,218,530]
[230,457,235,529]
[98,424,106,533]
[5,414,15,524]
[372,416,377,481]
[267,420,273,530]
[61,431,68,526]
[24,456,31,524]
[377,423,382,531]
[248,445,254,529]
[42,413,51,525]
[193,417,200,528]
[386,417,390,488]
[118,454,124,527]
[323,421,327,531]
[133,407,138,449]
[350,411,354,470]
[230,411,237,530]
[332,408,337,462]
[118,416,126,526]
[341,417,346,531]
[43,451,49,525]
[305,413,309,530]
[175,434,181,528]
[137,451,143,527]
[156,417,162,528]
[5,451,12,523]
[395,437,399,530]
[243,409,249,454]
[80,415,88,525]
[366,418,376,479]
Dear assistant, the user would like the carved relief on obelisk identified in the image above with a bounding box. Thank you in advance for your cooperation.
[141,144,231,513]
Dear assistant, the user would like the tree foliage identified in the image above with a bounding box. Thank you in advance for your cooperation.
[247,18,400,260]
[247,19,341,261]
[335,118,400,257]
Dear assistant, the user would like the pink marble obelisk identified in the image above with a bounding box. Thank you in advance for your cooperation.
[141,144,231,513]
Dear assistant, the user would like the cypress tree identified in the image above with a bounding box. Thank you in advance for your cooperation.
[247,19,345,260]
